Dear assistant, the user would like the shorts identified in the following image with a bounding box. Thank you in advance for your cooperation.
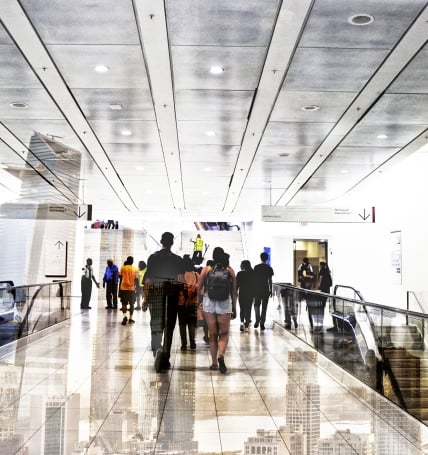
[203,295,232,314]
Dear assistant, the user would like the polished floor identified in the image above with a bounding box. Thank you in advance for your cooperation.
[1,295,428,454]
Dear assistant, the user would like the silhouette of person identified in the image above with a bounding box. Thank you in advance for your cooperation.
[253,252,274,330]
[81,258,99,309]
[103,259,119,309]
[144,232,185,372]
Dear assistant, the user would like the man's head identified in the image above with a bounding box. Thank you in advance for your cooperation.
[161,232,174,248]
[126,256,134,265]
[303,257,309,264]
[86,258,92,266]
[260,252,269,262]
[107,259,113,266]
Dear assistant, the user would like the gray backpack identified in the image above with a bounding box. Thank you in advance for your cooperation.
[206,264,231,300]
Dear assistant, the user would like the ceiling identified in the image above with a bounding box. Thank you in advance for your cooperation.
[0,0,427,222]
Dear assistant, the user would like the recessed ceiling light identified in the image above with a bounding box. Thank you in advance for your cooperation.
[209,66,224,75]
[377,134,388,139]
[136,166,144,171]
[340,169,349,174]
[10,102,28,109]
[205,131,216,137]
[95,65,110,73]
[300,105,320,112]
[109,104,123,110]
[121,129,132,136]
[203,167,212,172]
[277,153,291,157]
[348,14,375,26]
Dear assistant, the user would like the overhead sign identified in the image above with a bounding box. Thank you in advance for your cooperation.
[0,203,92,220]
[262,206,375,223]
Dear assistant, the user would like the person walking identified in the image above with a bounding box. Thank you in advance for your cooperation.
[119,256,139,325]
[178,255,199,350]
[135,260,147,310]
[81,258,99,309]
[318,261,333,330]
[253,252,274,331]
[197,246,237,373]
[236,260,255,332]
[144,232,185,372]
[297,257,317,331]
[102,259,119,309]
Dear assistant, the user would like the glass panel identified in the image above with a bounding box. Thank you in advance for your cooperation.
[0,281,71,346]
[275,283,428,425]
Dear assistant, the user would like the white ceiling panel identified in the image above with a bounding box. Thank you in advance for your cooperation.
[0,0,426,220]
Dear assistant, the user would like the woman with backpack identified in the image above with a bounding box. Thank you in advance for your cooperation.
[197,246,237,373]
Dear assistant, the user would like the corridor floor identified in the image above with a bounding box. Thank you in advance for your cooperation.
[1,296,427,454]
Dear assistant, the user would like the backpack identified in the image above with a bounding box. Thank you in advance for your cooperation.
[206,264,231,300]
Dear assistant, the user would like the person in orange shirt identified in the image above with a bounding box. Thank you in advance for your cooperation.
[119,256,139,325]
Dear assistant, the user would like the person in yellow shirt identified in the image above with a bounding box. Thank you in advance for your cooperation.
[119,256,139,325]
[190,233,206,265]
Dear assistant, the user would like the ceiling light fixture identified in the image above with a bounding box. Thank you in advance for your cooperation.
[340,169,349,174]
[109,104,123,110]
[377,134,388,139]
[95,65,110,73]
[209,66,224,74]
[277,152,291,157]
[205,131,216,137]
[121,129,132,136]
[10,102,28,108]
[348,14,375,26]
[300,105,320,111]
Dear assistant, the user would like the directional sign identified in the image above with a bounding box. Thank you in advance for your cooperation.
[262,206,375,223]
[0,203,92,220]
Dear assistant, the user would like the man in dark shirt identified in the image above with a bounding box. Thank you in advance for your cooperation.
[253,252,274,331]
[144,232,185,371]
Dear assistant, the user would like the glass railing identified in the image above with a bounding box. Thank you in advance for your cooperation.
[0,280,71,346]
[275,282,428,425]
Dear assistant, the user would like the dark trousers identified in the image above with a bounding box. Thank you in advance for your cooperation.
[177,304,197,347]
[148,290,179,359]
[254,291,270,326]
[239,295,253,327]
[81,277,92,308]
[105,281,118,307]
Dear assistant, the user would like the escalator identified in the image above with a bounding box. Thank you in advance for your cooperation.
[277,283,428,424]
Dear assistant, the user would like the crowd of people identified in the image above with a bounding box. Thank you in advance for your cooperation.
[80,233,332,373]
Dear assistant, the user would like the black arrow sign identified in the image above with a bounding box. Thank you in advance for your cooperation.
[55,240,64,249]
[73,206,87,219]
[359,209,371,221]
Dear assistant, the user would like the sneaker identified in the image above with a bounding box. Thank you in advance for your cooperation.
[190,343,197,350]
[240,323,244,332]
[260,324,265,331]
[121,317,128,326]
[284,323,292,329]
[218,356,227,374]
[254,322,259,328]
[128,318,135,324]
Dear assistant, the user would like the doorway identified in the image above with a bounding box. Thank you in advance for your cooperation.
[293,239,328,285]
